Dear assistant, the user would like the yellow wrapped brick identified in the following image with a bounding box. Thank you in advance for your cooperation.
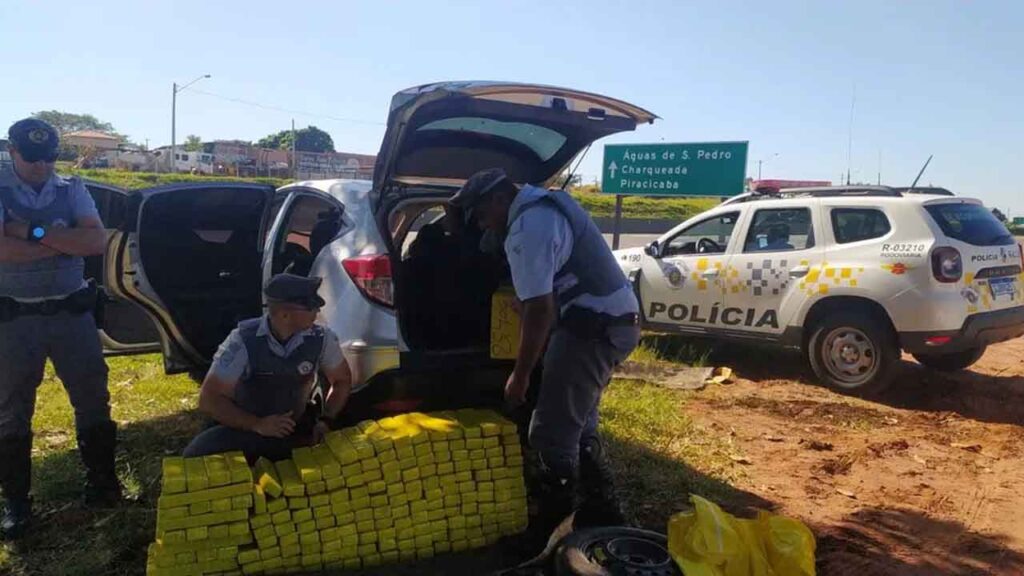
[287,497,308,510]
[325,476,345,491]
[203,454,232,487]
[161,457,187,494]
[307,480,326,495]
[274,460,304,498]
[266,497,287,514]
[183,457,209,492]
[311,444,341,478]
[291,447,322,484]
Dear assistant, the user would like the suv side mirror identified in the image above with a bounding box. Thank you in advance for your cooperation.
[644,240,660,258]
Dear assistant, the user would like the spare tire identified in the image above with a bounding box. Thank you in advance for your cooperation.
[554,527,681,576]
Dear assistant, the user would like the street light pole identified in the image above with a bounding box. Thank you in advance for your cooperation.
[170,74,211,172]
[756,152,779,180]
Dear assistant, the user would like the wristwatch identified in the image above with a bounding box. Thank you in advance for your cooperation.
[27,222,46,243]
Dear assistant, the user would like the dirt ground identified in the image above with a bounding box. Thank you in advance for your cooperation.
[684,337,1024,576]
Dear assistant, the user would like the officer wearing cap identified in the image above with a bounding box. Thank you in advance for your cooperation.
[0,119,119,540]
[183,273,353,462]
[450,168,641,546]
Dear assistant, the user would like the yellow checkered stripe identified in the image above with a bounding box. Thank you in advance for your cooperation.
[146,409,528,575]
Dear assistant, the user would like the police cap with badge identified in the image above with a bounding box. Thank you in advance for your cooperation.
[264,273,326,310]
[8,118,61,163]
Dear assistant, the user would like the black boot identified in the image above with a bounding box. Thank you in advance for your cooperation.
[0,434,33,541]
[77,421,122,507]
[574,435,627,528]
[503,464,576,563]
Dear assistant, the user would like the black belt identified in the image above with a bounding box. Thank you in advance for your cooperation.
[560,306,638,339]
[0,280,98,322]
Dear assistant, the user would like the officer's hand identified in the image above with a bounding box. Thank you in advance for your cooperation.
[251,413,295,438]
[313,421,330,445]
[504,372,529,409]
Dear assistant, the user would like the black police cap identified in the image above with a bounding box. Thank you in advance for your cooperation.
[8,118,60,163]
[264,273,326,309]
[448,168,512,218]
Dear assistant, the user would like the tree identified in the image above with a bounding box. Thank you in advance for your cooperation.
[992,208,1008,223]
[31,110,118,135]
[184,135,203,152]
[257,126,335,153]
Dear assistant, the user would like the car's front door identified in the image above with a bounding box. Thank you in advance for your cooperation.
[638,210,744,333]
[725,203,825,337]
[107,182,276,374]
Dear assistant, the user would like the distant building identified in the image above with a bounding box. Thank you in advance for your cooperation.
[152,146,215,174]
[64,130,122,151]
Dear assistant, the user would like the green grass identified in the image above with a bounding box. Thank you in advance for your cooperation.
[1,355,204,576]
[628,333,715,367]
[599,380,744,529]
[573,186,718,220]
[64,167,715,220]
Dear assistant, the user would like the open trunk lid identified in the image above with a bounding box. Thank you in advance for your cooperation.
[371,81,657,205]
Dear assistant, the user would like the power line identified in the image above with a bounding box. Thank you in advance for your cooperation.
[186,88,385,126]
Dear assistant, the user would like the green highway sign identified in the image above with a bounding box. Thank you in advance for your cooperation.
[601,141,748,197]
[1014,217,1024,226]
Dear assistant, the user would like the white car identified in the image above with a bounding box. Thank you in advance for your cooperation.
[84,81,656,414]
[615,186,1024,394]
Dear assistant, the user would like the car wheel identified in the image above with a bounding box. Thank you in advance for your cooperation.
[807,310,900,396]
[913,346,986,372]
[554,527,680,576]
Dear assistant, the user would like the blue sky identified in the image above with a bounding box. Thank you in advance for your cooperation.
[1,0,1020,212]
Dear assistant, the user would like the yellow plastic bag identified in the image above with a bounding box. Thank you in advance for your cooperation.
[667,494,815,576]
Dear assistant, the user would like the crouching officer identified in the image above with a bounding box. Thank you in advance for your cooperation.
[450,168,641,549]
[183,273,353,462]
[0,119,120,541]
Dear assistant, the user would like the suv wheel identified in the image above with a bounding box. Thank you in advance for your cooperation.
[807,311,900,395]
[913,346,986,372]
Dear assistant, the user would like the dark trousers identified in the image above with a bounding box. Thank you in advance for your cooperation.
[183,426,305,462]
[528,324,640,479]
[0,311,110,438]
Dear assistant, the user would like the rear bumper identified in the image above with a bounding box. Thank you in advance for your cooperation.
[901,306,1024,354]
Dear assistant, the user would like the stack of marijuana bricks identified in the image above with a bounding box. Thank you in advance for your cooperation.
[146,409,528,575]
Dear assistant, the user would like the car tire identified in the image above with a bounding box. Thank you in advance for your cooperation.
[553,527,680,576]
[912,346,986,372]
[807,310,900,396]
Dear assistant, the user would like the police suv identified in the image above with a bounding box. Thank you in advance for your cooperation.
[615,186,1024,394]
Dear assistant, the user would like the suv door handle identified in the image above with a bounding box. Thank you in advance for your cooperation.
[701,269,720,279]
[789,266,810,278]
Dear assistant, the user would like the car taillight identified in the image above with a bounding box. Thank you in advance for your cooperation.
[931,247,962,283]
[343,255,393,308]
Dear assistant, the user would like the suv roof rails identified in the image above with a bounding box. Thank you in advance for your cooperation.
[722,185,903,205]
[893,186,955,196]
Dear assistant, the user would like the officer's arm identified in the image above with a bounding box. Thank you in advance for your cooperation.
[197,373,263,431]
[0,219,62,262]
[27,215,107,257]
[322,359,353,420]
[512,293,557,382]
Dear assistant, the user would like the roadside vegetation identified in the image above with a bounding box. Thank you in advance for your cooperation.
[66,168,716,222]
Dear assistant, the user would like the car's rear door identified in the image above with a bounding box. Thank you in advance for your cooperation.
[106,182,276,374]
[84,180,162,355]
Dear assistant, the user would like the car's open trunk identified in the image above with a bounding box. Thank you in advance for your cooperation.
[386,196,509,356]
[137,189,267,359]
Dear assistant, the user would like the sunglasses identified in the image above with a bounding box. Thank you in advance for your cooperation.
[15,147,59,163]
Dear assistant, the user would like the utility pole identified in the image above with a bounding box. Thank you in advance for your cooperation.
[291,119,297,180]
[170,74,211,173]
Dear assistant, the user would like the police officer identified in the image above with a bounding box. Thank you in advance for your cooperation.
[0,119,120,540]
[450,168,641,547]
[183,273,353,462]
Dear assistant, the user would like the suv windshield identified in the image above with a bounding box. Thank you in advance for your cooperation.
[925,203,1015,246]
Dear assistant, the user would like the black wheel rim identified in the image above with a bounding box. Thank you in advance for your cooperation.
[581,535,676,575]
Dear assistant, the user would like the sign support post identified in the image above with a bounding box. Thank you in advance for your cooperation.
[612,194,624,250]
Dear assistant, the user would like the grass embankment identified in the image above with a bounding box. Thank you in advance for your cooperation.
[68,169,716,221]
